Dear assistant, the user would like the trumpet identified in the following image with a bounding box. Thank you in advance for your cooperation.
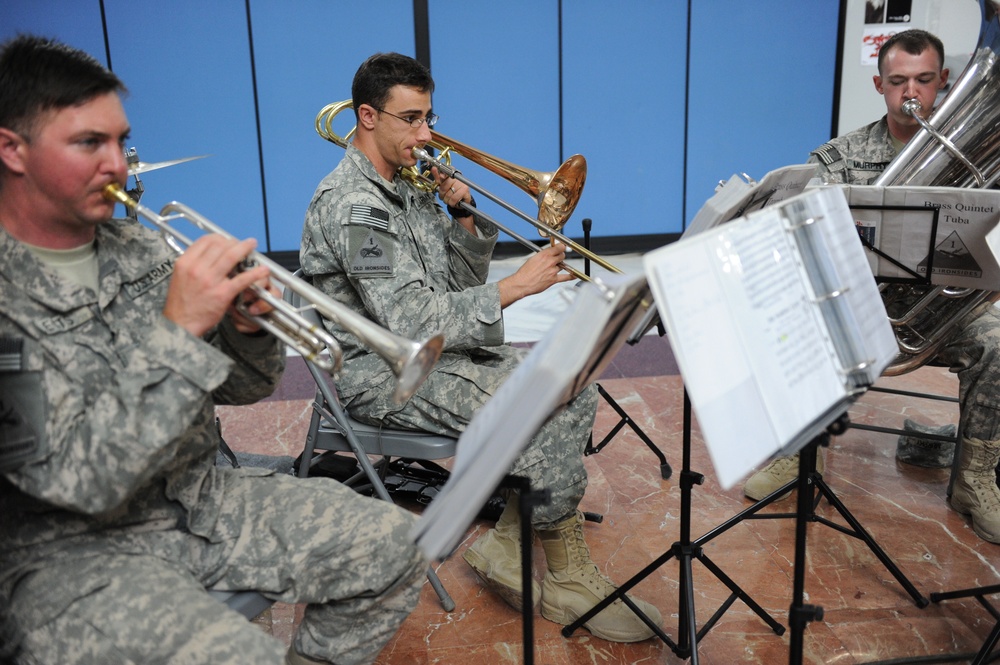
[315,100,624,282]
[103,183,444,404]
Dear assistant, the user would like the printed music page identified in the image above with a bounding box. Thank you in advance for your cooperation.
[645,203,847,489]
[803,187,898,382]
[412,274,651,560]
[685,164,818,239]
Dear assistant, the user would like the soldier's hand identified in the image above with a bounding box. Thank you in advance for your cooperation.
[497,242,574,307]
[163,235,270,337]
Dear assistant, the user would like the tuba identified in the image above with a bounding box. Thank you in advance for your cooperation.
[874,0,1000,375]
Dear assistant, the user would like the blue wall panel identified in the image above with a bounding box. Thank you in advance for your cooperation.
[685,1,840,225]
[427,0,561,244]
[0,1,107,66]
[102,0,266,247]
[563,1,688,239]
[250,1,415,252]
[1,1,842,254]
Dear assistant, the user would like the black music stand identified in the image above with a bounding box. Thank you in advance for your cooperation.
[930,584,1000,665]
[412,273,655,665]
[562,388,784,662]
[580,218,673,481]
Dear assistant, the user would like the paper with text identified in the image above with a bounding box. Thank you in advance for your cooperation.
[645,187,894,489]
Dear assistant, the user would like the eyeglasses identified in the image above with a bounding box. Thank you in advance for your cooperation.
[374,107,439,129]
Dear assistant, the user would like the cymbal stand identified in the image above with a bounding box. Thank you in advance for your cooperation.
[930,583,1000,665]
[562,389,784,662]
[579,218,672,480]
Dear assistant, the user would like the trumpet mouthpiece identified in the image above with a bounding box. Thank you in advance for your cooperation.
[102,183,134,207]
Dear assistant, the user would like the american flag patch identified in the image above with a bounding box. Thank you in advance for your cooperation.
[0,337,22,372]
[813,144,842,166]
[350,204,390,231]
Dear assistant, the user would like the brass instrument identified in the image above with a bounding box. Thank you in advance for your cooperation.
[873,0,1000,375]
[315,100,623,282]
[103,183,443,404]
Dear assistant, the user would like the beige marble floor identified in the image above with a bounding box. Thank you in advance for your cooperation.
[217,329,1000,664]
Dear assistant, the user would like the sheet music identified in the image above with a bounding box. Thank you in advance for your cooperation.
[644,187,893,489]
[412,274,652,560]
[685,164,818,238]
[785,187,898,387]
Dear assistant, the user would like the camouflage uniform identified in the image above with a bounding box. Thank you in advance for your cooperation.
[0,221,425,665]
[300,144,598,530]
[809,118,1000,451]
[808,115,898,185]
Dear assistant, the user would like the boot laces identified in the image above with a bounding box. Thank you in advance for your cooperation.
[567,522,620,598]
[762,454,800,481]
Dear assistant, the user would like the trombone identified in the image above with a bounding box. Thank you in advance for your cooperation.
[315,100,624,282]
[103,183,444,404]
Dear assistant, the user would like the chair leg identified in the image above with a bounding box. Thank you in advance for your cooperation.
[321,400,457,611]
[426,565,456,612]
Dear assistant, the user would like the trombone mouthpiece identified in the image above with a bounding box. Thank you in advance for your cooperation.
[412,147,457,177]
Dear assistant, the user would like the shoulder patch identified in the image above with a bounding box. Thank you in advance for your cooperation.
[812,143,843,166]
[347,226,394,277]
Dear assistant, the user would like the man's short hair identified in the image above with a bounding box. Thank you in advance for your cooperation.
[351,52,434,121]
[877,29,946,74]
[0,34,126,139]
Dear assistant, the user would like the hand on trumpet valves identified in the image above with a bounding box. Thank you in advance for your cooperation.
[162,234,273,337]
[497,241,574,308]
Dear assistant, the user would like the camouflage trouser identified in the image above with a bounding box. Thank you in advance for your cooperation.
[6,472,425,665]
[938,306,1000,450]
[346,344,600,529]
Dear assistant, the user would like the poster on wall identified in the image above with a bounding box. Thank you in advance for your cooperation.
[861,0,913,65]
[837,0,980,136]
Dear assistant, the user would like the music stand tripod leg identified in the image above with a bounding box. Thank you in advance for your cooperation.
[562,388,782,662]
[930,583,1000,665]
[788,436,826,665]
[587,383,673,480]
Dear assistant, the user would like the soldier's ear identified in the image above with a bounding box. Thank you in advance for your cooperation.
[0,128,29,175]
[873,74,885,95]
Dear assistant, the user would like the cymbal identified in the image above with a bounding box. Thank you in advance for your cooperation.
[127,154,209,176]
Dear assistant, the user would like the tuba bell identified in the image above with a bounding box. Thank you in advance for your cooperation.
[874,0,1000,375]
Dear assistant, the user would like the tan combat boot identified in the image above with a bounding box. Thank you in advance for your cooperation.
[743,450,825,502]
[948,437,1000,544]
[462,493,540,609]
[537,511,662,642]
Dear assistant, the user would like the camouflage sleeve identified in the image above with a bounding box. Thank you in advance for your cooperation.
[206,317,286,406]
[5,315,235,515]
[306,190,504,350]
[446,216,499,291]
